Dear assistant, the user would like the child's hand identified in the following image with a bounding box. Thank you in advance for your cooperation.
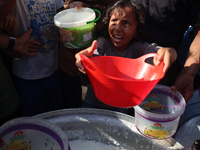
[153,47,177,73]
[75,40,98,74]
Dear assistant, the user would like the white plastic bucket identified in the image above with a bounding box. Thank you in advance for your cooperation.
[134,84,186,140]
[0,117,70,150]
[54,7,101,49]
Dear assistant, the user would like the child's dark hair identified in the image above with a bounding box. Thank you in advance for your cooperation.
[102,0,146,40]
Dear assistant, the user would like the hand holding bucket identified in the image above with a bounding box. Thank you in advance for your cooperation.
[81,53,165,108]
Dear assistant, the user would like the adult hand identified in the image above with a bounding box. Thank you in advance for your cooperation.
[65,1,84,10]
[171,67,194,102]
[64,0,105,12]
[75,40,97,73]
[172,27,200,102]
[11,28,42,57]
[154,47,177,73]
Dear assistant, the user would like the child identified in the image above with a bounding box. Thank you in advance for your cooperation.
[75,0,177,113]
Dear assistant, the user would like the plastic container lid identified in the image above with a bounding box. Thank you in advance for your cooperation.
[134,84,186,121]
[54,7,96,28]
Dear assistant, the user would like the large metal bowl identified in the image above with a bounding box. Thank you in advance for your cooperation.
[35,108,184,150]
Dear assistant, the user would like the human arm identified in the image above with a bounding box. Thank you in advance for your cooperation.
[0,13,18,36]
[171,27,200,102]
[65,1,84,9]
[0,13,41,57]
[153,47,177,73]
[75,40,98,74]
[0,0,16,21]
[64,0,106,12]
[0,138,4,147]
[76,40,177,74]
[0,28,42,57]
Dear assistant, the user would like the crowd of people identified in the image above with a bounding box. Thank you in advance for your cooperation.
[0,0,200,128]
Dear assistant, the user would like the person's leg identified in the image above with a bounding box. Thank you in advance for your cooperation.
[83,96,94,108]
[13,75,47,116]
[59,69,83,108]
[46,70,64,111]
[84,96,128,114]
[176,89,200,127]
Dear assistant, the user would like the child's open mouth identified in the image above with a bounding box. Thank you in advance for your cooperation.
[113,35,123,42]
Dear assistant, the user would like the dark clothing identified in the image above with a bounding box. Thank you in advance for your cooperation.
[66,0,116,8]
[0,53,21,124]
[13,70,63,116]
[58,36,85,109]
[59,69,83,108]
[143,0,200,50]
[143,0,200,86]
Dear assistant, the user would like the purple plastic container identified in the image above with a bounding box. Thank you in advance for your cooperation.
[134,84,186,140]
[0,117,70,150]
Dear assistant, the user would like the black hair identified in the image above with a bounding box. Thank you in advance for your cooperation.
[101,0,146,40]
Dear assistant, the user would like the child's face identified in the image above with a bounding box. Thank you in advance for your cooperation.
[108,6,137,51]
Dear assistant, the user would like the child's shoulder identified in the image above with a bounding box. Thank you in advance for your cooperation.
[130,40,151,47]
[97,36,109,42]
[97,36,111,45]
[129,40,160,52]
[132,40,159,47]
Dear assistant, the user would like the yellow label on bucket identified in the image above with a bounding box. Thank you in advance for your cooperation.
[144,123,172,139]
[3,130,31,150]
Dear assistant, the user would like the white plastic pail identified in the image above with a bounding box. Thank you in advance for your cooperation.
[54,7,101,49]
[134,85,186,139]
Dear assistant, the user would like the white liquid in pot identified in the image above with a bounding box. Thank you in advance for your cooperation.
[69,139,135,150]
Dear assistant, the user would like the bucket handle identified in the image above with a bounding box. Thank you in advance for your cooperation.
[81,53,164,76]
[87,9,101,24]
[80,55,102,75]
[137,53,164,68]
[137,53,157,62]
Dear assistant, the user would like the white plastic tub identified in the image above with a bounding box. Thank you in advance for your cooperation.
[0,117,70,150]
[134,85,186,140]
[54,7,100,49]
